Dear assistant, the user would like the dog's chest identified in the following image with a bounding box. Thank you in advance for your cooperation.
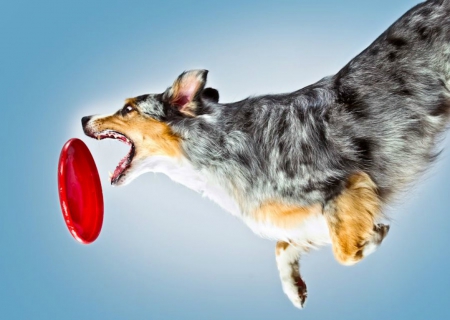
[143,156,241,216]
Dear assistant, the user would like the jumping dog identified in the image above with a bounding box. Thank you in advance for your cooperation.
[82,0,450,308]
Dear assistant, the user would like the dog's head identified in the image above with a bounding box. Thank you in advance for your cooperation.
[82,69,219,186]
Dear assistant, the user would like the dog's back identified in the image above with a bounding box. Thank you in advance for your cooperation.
[334,0,450,199]
[172,0,450,207]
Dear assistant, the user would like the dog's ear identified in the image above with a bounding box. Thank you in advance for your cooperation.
[202,87,219,103]
[163,69,208,117]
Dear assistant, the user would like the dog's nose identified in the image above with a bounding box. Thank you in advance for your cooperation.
[81,116,92,127]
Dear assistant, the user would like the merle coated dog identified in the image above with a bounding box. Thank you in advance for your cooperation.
[82,0,450,308]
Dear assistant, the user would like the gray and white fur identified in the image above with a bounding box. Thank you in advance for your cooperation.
[82,0,450,309]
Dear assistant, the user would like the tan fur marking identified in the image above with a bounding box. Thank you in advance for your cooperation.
[276,241,290,256]
[93,112,182,159]
[125,98,137,107]
[253,201,322,229]
[136,118,181,158]
[325,172,382,266]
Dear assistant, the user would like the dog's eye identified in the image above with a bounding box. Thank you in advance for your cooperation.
[121,105,135,116]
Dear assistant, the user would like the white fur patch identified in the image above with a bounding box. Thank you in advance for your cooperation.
[243,213,331,245]
[127,155,331,245]
[362,241,378,258]
[128,155,241,216]
[276,244,306,309]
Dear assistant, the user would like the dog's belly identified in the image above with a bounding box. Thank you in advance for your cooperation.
[242,213,331,244]
[142,155,331,244]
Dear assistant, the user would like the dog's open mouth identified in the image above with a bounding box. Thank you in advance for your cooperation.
[95,130,135,184]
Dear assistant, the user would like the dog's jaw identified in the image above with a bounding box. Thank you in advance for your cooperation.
[98,130,136,185]
[82,123,136,186]
[109,157,143,186]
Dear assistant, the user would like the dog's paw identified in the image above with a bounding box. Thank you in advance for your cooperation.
[282,276,308,309]
[374,223,390,243]
[362,224,390,257]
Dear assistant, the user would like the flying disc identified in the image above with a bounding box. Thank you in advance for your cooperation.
[58,138,103,244]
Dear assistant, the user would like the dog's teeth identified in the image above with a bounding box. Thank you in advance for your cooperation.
[97,136,101,140]
[108,171,113,179]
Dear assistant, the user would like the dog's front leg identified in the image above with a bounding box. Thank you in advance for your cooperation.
[275,241,308,309]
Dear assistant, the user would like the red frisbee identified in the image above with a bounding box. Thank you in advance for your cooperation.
[58,138,103,244]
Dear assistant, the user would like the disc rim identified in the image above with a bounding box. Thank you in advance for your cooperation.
[58,138,103,244]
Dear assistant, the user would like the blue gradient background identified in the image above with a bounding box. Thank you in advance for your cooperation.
[2,0,450,319]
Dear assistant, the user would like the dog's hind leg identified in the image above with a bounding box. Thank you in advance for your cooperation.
[324,172,389,266]
[275,241,308,309]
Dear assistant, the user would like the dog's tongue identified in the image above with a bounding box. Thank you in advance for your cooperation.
[111,156,129,182]
[109,142,135,184]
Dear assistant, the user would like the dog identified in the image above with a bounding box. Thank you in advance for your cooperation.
[82,0,450,309]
